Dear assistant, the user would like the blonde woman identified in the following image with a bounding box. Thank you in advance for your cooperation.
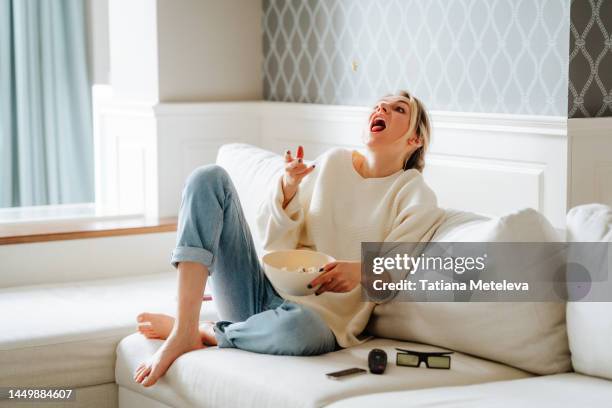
[134,90,446,387]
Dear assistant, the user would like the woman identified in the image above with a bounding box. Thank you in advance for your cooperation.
[133,90,446,387]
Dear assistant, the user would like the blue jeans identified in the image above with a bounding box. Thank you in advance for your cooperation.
[170,164,337,356]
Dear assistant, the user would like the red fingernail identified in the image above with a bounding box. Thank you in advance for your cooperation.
[297,146,304,159]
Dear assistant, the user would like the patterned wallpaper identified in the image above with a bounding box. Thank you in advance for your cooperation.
[262,0,571,116]
[569,0,612,118]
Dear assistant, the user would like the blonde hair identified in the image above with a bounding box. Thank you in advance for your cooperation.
[397,90,431,173]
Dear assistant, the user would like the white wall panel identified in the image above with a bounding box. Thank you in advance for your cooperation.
[259,103,568,227]
[93,95,569,227]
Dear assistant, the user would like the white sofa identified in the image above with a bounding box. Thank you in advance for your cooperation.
[2,143,610,407]
[0,272,218,408]
[113,144,612,407]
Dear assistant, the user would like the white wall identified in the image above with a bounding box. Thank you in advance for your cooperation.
[157,0,263,102]
[108,0,160,101]
[85,0,110,85]
[85,0,263,100]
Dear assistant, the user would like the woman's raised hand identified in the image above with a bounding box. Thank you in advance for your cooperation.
[281,146,315,207]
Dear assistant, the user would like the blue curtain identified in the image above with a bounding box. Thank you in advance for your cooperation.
[0,0,93,208]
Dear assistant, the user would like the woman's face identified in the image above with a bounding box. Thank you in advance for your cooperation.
[365,95,419,151]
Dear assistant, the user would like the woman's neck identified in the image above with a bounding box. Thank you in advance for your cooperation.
[353,150,403,178]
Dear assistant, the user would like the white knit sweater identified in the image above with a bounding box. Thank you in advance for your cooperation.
[256,147,446,347]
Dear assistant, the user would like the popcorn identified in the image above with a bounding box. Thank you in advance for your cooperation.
[283,266,320,274]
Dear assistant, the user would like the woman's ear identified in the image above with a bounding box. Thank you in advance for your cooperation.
[408,134,423,147]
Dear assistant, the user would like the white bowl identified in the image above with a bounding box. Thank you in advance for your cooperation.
[262,249,335,296]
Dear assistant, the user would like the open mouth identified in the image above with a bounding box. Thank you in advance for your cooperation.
[370,117,386,133]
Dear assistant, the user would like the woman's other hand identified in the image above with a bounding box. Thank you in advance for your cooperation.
[307,261,361,295]
[282,146,315,208]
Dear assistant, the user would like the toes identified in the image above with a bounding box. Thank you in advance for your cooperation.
[137,312,153,323]
[133,366,145,381]
[137,326,161,339]
[135,365,151,384]
[142,366,159,387]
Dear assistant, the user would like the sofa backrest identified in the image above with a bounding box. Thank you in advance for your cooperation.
[566,204,612,381]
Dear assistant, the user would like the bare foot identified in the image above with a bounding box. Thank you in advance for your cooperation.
[134,330,203,387]
[137,313,174,339]
[137,312,217,346]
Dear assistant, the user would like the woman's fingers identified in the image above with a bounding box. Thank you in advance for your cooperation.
[321,261,339,273]
[286,159,303,170]
[309,266,337,288]
[285,146,303,162]
[316,276,348,295]
[319,279,342,295]
[286,162,315,178]
[284,146,315,188]
[293,164,315,177]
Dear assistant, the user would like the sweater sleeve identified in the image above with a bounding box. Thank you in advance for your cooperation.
[384,203,446,243]
[384,172,446,244]
[255,173,305,253]
[370,174,447,304]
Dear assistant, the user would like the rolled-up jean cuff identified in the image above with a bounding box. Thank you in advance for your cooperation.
[170,246,214,269]
[213,321,234,348]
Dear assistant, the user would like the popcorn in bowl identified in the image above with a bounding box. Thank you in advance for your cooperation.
[263,249,335,296]
[282,267,320,274]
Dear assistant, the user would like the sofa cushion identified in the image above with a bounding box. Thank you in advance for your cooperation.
[368,208,571,375]
[115,334,530,408]
[567,203,612,242]
[432,207,562,242]
[0,273,217,388]
[216,143,285,260]
[566,203,612,381]
[326,373,612,408]
[430,208,490,241]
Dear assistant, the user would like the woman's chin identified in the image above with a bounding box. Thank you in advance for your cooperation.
[365,133,386,148]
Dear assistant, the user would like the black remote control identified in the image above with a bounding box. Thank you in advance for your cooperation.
[368,349,387,374]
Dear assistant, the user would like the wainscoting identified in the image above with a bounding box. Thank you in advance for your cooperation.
[92,88,611,230]
[257,103,568,227]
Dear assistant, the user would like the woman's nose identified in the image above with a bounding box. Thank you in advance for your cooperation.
[376,102,389,113]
